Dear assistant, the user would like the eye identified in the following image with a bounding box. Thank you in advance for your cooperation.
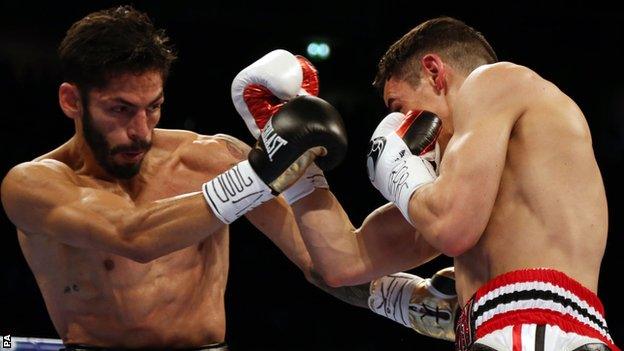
[147,103,162,114]
[111,105,129,114]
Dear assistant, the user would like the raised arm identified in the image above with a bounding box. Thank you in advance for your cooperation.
[408,64,527,256]
[1,159,222,263]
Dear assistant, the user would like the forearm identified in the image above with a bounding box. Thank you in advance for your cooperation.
[407,183,448,252]
[246,197,315,274]
[291,189,364,285]
[120,192,224,262]
[293,190,440,286]
[408,171,481,257]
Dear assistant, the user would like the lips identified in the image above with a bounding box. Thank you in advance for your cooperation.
[119,150,144,162]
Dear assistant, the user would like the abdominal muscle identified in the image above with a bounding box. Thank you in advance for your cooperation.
[19,227,229,348]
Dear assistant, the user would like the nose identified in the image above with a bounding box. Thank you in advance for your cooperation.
[127,110,150,142]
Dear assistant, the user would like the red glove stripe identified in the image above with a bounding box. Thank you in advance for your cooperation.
[396,110,441,156]
[296,56,320,96]
[395,110,424,138]
[243,84,285,130]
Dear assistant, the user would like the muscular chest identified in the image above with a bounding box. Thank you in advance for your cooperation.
[136,159,219,203]
[78,161,221,284]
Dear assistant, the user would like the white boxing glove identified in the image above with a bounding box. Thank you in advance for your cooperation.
[369,268,458,342]
[231,49,328,204]
[367,110,441,222]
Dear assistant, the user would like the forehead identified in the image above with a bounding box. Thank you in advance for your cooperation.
[382,77,416,105]
[90,71,163,101]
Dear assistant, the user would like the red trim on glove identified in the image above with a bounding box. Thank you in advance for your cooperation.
[396,110,440,156]
[243,84,285,130]
[296,56,319,96]
[395,110,423,138]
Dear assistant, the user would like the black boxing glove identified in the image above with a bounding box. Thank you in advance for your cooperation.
[202,95,347,224]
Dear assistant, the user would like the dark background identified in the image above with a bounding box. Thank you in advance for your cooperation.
[1,1,623,350]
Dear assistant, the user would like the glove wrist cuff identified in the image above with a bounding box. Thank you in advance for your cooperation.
[202,160,273,224]
[281,163,328,204]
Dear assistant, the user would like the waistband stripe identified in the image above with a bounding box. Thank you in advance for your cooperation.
[474,295,610,340]
[474,281,607,327]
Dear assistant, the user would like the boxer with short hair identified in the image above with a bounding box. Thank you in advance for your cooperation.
[229,48,461,342]
[288,17,620,350]
[0,6,349,349]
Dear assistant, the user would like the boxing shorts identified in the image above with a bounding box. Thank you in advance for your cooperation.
[454,268,619,351]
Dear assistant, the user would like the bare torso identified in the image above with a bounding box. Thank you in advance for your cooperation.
[17,129,233,347]
[453,66,608,304]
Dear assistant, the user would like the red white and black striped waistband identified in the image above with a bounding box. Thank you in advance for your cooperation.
[470,269,615,348]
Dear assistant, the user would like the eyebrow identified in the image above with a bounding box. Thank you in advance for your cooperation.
[110,91,164,107]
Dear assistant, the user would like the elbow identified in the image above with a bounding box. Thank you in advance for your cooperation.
[434,216,483,257]
[322,272,351,288]
[127,237,162,263]
[307,266,361,288]
[117,227,158,264]
[130,248,157,264]
[123,240,155,264]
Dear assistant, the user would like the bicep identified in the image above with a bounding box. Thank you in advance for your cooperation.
[357,203,440,271]
[441,116,512,208]
[434,81,520,236]
[2,164,133,254]
[44,189,135,253]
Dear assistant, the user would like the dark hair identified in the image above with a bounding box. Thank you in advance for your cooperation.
[373,16,497,89]
[58,5,177,93]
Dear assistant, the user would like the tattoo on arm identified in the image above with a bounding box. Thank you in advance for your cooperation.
[214,134,251,160]
[63,284,80,294]
[309,270,371,309]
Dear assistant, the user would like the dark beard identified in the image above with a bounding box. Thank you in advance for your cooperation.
[82,107,151,179]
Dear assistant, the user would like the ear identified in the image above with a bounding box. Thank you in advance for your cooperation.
[420,54,447,93]
[59,83,83,120]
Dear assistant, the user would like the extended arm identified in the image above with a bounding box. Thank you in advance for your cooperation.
[291,190,440,287]
[1,160,222,263]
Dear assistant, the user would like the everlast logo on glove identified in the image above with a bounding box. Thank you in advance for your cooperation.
[261,121,288,161]
[366,137,386,182]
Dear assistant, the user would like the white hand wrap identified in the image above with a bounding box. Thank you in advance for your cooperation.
[281,163,329,204]
[202,160,273,224]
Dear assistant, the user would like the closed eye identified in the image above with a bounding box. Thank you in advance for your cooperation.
[390,103,402,113]
[111,105,131,114]
[147,103,162,113]
[387,98,402,113]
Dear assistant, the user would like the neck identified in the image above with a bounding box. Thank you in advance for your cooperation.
[438,73,468,154]
[443,73,467,115]
[67,134,139,189]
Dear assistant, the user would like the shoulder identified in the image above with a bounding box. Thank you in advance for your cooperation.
[1,159,75,210]
[460,62,549,103]
[453,63,550,128]
[3,159,75,188]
